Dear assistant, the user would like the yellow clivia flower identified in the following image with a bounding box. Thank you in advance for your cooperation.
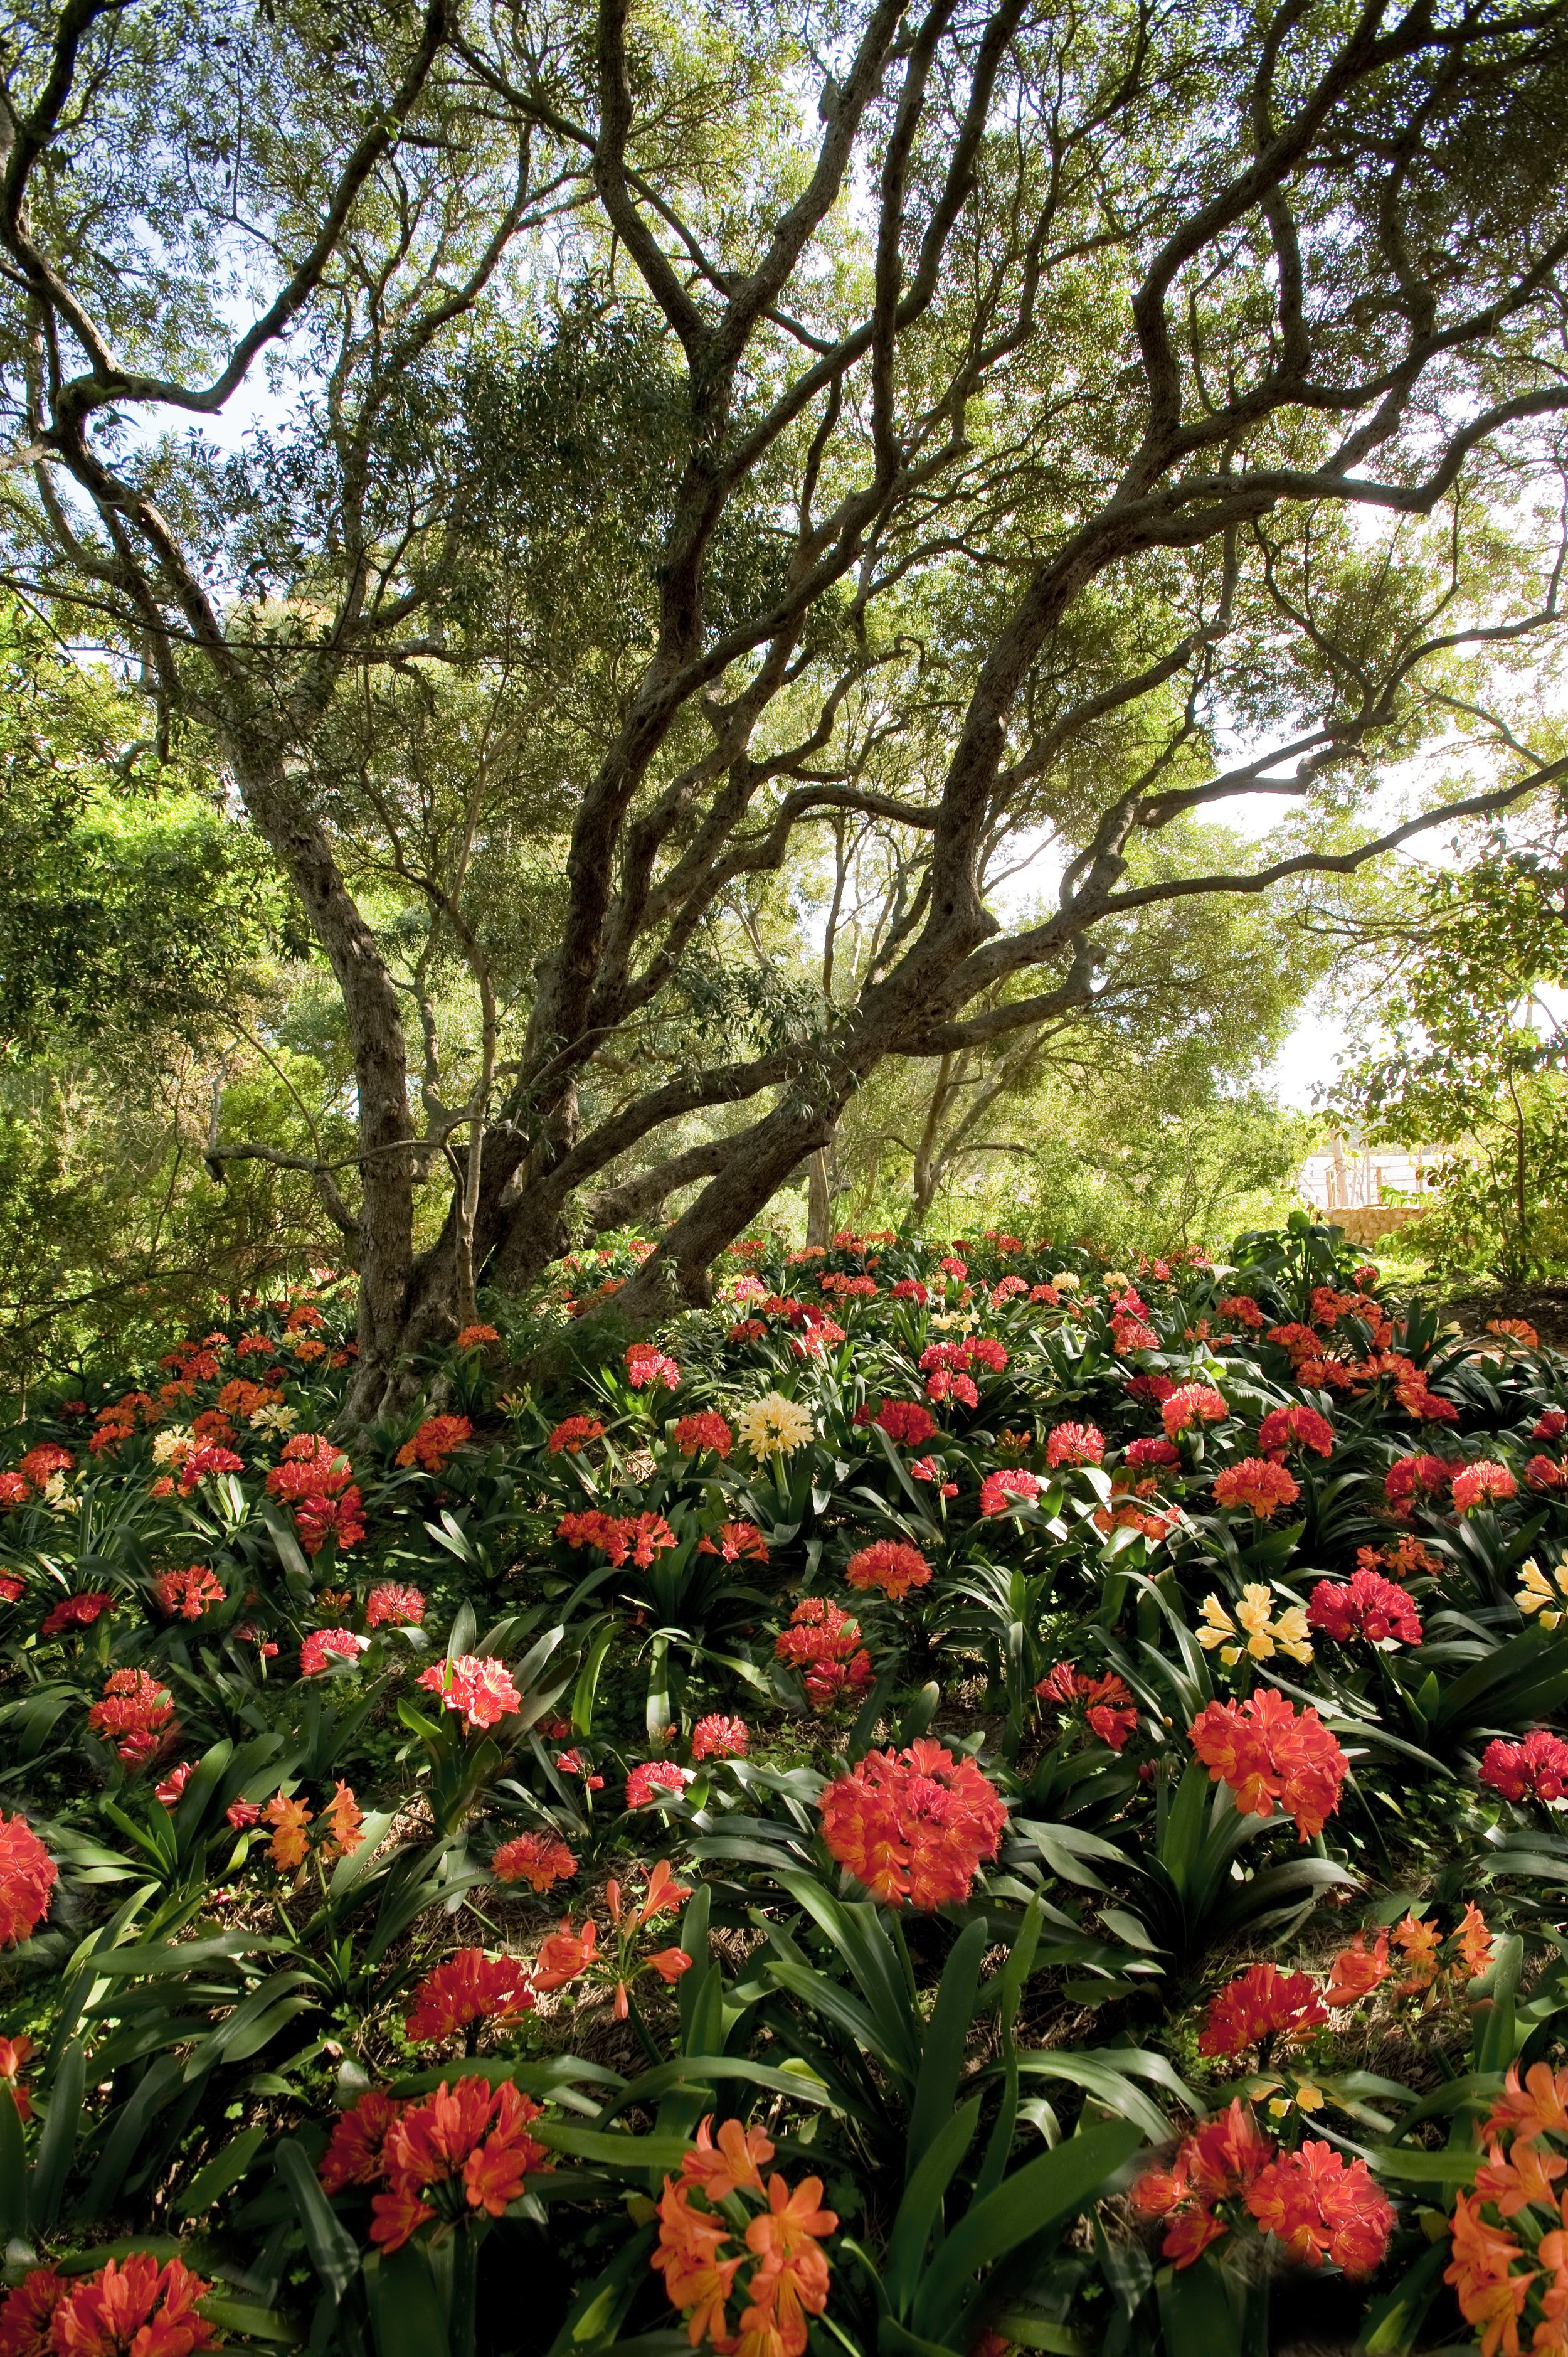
[1516,1554,1568,1631]
[734,1391,815,1460]
[1196,1583,1313,1669]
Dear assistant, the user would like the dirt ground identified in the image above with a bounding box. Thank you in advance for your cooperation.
[1432,1282,1568,1351]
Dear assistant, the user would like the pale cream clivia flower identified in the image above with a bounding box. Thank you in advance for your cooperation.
[249,1403,299,1434]
[1197,1582,1313,1668]
[734,1391,815,1459]
[42,1473,79,1515]
[151,1426,194,1467]
[1517,1553,1568,1630]
[1103,1272,1132,1293]
[1052,1272,1083,1292]
[929,1311,973,1332]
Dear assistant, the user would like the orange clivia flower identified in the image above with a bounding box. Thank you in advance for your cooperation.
[681,2116,774,2203]
[322,1780,364,1860]
[819,1739,1006,1910]
[1444,2191,1532,2356]
[1324,1930,1389,2008]
[1188,1686,1348,1841]
[265,1794,312,1871]
[1198,1963,1327,2059]
[404,1948,534,2046]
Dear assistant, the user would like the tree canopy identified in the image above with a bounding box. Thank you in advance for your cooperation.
[3,0,1567,1410]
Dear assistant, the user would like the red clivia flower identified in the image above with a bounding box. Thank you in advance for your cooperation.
[696,1520,769,1563]
[0,2033,33,2122]
[14,2253,218,2357]
[625,1344,681,1391]
[891,1278,929,1303]
[978,1467,1042,1516]
[0,2268,68,2356]
[1258,1403,1335,1460]
[300,1627,369,1676]
[0,1575,23,1605]
[154,1762,193,1807]
[774,1599,875,1711]
[87,1668,177,1767]
[1035,1662,1139,1751]
[365,1582,426,1627]
[1245,2141,1395,2275]
[1308,1570,1422,1646]
[1189,1686,1348,1841]
[1324,1931,1390,2008]
[690,1714,750,1762]
[371,2080,550,2248]
[558,1508,677,1567]
[673,1411,733,1457]
[1535,1409,1568,1441]
[843,1540,933,1602]
[405,1948,536,2045]
[872,1400,939,1447]
[1384,1452,1457,1511]
[395,1414,474,1472]
[39,1589,115,1637]
[492,1831,578,1891]
[1216,1294,1267,1329]
[1480,1728,1568,1805]
[1045,1420,1105,1469]
[1162,1383,1229,1438]
[1524,1454,1568,1493]
[1451,1460,1518,1514]
[416,1654,521,1729]
[532,1918,599,1992]
[547,1414,606,1456]
[1125,1435,1181,1471]
[625,1761,694,1809]
[455,1322,500,1349]
[1212,1457,1301,1519]
[152,1564,226,1620]
[926,1368,979,1408]
[0,1812,55,1947]
[1199,1962,1328,2058]
[1130,2100,1276,2269]
[18,1444,71,1484]
[176,1442,246,1494]
[319,2090,405,2194]
[818,1739,1007,1909]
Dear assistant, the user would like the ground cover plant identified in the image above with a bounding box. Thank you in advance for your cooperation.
[6,1219,1568,2355]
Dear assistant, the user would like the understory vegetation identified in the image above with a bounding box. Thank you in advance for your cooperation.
[4,1224,1568,2355]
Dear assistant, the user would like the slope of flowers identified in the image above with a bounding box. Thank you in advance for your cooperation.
[0,1225,1566,2354]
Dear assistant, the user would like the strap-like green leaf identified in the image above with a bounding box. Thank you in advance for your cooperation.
[906,1920,987,2177]
[277,2137,362,2304]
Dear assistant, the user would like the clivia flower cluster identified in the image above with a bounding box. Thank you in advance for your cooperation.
[1130,2099,1394,2275]
[1188,1687,1348,1840]
[0,2252,220,2357]
[1446,2062,1568,2353]
[1035,1661,1139,1751]
[652,2117,837,2357]
[774,1599,874,1710]
[532,1857,692,2019]
[319,2076,552,2250]
[265,1432,365,1555]
[395,1413,474,1471]
[0,1810,55,1947]
[558,1508,677,1567]
[1197,1582,1313,1668]
[843,1539,932,1601]
[818,1738,1007,1909]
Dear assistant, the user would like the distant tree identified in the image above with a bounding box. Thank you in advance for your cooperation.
[3,0,1568,1414]
[1332,836,1568,1283]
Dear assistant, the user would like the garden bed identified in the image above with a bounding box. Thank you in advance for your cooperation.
[1,1228,1564,2356]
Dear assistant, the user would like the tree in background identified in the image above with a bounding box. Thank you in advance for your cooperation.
[3,0,1568,1414]
[1332,833,1568,1286]
[0,604,349,1391]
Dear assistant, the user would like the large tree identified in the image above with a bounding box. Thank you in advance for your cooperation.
[3,0,1567,1414]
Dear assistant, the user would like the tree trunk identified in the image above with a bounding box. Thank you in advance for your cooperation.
[805,1142,834,1247]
